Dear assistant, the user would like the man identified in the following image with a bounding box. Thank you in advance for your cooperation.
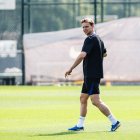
[65,17,120,132]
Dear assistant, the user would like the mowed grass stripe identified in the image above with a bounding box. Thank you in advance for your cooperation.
[0,86,140,140]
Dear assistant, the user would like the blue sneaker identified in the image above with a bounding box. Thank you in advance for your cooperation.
[111,121,121,131]
[68,125,84,131]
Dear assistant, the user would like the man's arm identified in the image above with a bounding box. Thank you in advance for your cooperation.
[65,52,87,78]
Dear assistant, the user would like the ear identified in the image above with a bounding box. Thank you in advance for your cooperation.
[92,25,94,30]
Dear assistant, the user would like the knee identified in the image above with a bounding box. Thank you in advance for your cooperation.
[80,96,87,104]
[91,100,101,107]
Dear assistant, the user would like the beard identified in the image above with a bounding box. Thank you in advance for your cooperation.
[85,31,93,36]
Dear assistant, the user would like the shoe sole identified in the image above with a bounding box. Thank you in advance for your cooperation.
[111,123,121,132]
[68,128,84,131]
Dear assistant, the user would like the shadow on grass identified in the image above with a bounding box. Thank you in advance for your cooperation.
[32,130,109,137]
[35,131,78,136]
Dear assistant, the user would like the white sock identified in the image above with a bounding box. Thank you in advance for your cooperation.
[77,116,85,127]
[108,114,117,125]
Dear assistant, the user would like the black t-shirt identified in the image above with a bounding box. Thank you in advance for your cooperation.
[81,34,106,78]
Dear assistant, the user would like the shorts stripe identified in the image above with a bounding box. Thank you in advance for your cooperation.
[81,78,100,95]
[89,83,94,95]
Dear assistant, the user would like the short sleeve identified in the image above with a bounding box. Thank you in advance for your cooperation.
[101,40,107,54]
[81,37,94,54]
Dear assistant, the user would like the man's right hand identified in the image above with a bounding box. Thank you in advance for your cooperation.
[65,69,72,78]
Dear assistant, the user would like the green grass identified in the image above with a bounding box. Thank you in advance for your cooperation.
[0,86,140,140]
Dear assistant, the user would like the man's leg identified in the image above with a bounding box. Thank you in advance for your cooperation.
[76,93,89,127]
[90,94,111,117]
[80,93,89,117]
[68,93,89,131]
[90,94,120,131]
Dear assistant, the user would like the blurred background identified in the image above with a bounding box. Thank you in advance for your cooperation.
[0,0,140,85]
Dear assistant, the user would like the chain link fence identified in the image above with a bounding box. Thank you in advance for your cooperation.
[0,0,140,85]
[0,0,22,85]
[24,0,140,33]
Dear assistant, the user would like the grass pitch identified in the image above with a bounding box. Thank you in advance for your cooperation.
[0,86,140,140]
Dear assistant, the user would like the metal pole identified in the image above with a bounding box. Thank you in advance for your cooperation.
[78,0,81,16]
[123,1,127,17]
[101,0,104,22]
[73,0,76,27]
[128,0,131,17]
[21,0,25,85]
[28,0,31,32]
[94,0,97,24]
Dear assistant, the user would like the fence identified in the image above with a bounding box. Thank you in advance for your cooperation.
[23,0,140,33]
[0,0,23,85]
[0,0,140,85]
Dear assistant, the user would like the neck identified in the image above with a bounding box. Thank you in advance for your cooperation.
[87,31,94,36]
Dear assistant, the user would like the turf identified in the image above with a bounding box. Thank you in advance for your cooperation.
[0,86,140,140]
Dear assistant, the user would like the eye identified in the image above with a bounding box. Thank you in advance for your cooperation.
[83,26,89,29]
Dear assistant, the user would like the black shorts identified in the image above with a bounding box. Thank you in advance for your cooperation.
[81,78,100,95]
